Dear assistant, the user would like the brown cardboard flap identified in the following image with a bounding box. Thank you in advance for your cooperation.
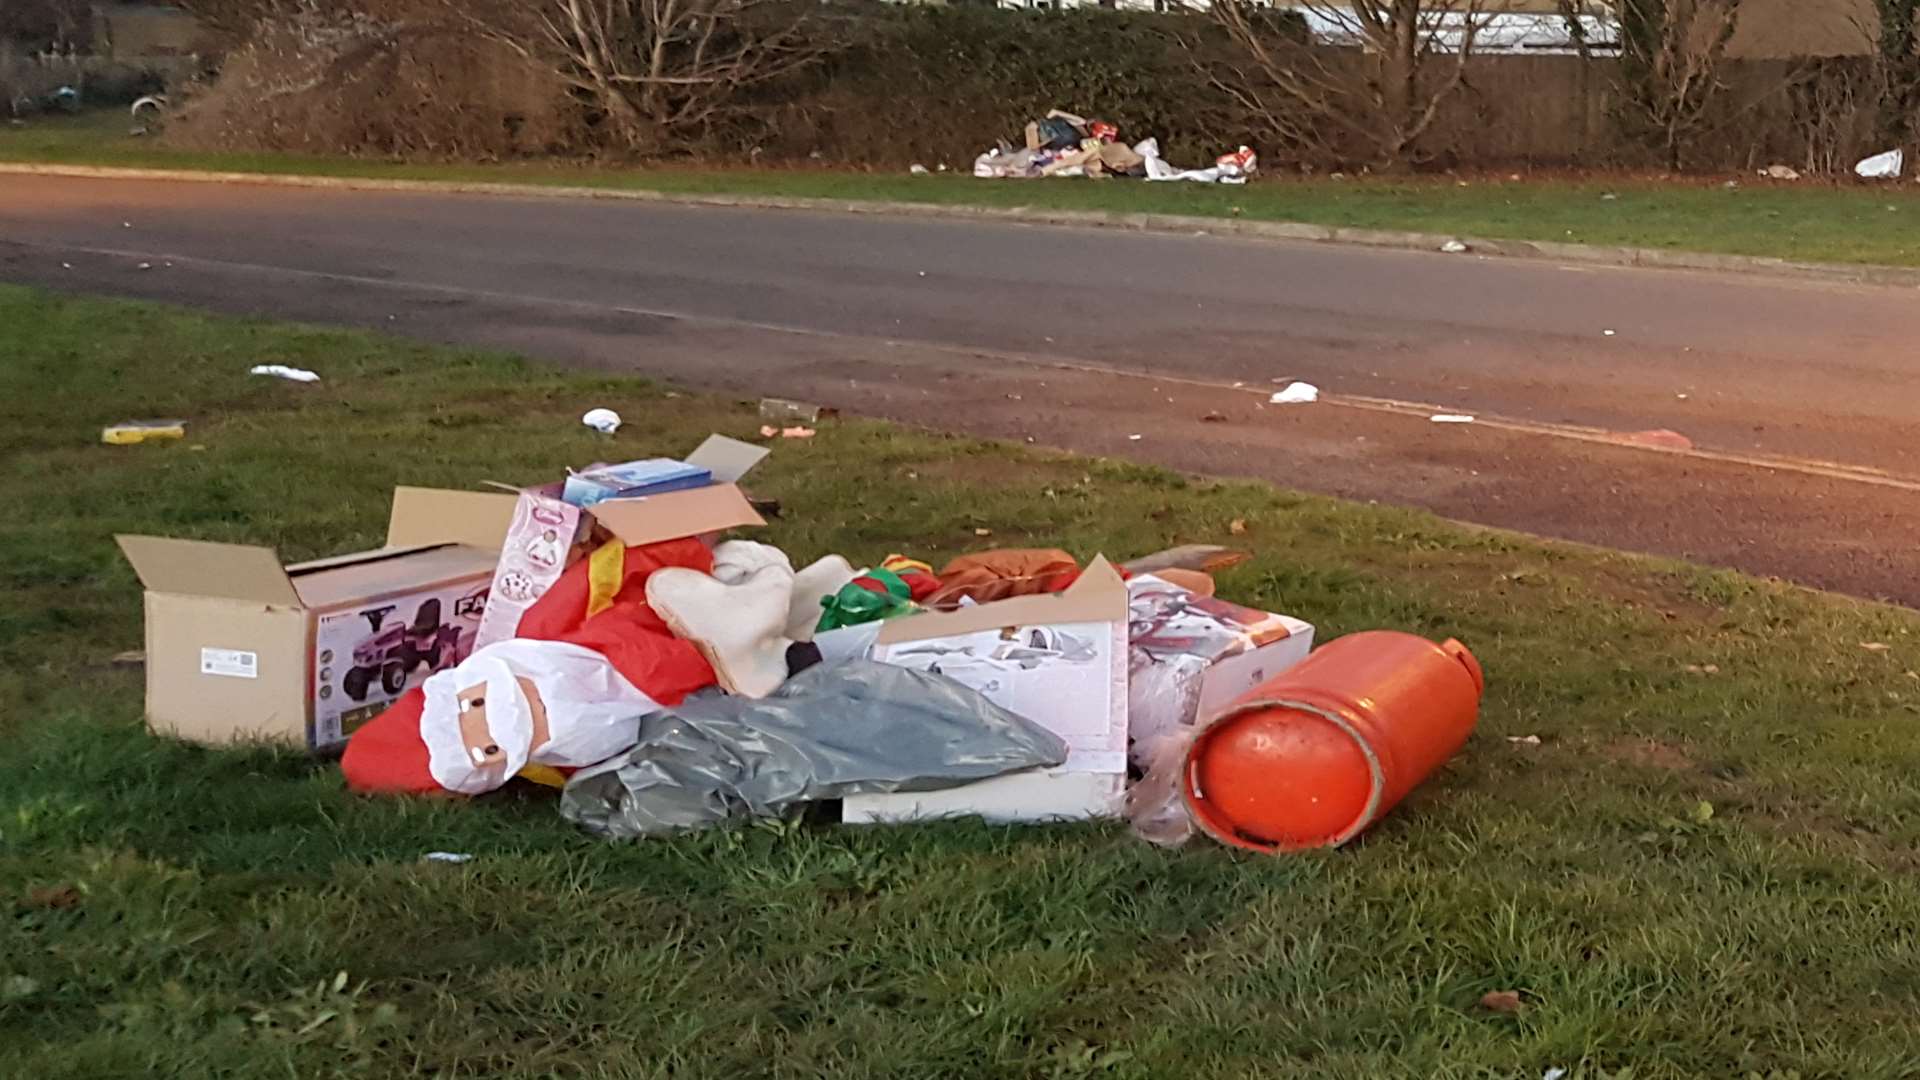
[286,543,446,575]
[386,487,518,550]
[685,435,769,483]
[878,555,1126,645]
[116,534,301,607]
[587,483,765,546]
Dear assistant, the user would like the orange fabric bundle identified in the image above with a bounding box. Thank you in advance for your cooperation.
[926,549,1083,607]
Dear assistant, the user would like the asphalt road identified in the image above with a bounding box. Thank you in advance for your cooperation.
[7,174,1920,604]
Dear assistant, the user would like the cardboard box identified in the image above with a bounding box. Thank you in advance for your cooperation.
[116,487,517,752]
[1125,574,1315,766]
[842,557,1130,824]
[474,435,770,650]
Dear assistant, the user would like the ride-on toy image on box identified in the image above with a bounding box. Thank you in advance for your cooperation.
[313,577,490,748]
[340,597,467,701]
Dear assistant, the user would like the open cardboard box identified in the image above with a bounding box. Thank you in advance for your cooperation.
[475,435,768,648]
[118,434,771,753]
[843,556,1131,823]
[117,487,517,752]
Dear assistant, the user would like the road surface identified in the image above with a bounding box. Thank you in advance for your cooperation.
[5,174,1920,604]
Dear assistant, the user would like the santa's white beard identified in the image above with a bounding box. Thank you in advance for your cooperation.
[421,639,663,795]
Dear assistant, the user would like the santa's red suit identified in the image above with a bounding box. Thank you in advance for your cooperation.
[341,539,718,795]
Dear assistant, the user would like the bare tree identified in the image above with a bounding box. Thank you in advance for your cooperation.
[1615,0,1745,169]
[434,0,828,155]
[1203,0,1492,171]
[1868,0,1920,151]
[0,0,89,51]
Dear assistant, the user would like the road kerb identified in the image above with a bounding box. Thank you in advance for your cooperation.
[6,161,1920,288]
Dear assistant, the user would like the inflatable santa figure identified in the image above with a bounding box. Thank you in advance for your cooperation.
[341,538,720,796]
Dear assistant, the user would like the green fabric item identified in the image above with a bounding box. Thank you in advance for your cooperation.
[816,569,916,632]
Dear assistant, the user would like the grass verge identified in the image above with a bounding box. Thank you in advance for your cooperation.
[8,112,1920,268]
[5,284,1920,1077]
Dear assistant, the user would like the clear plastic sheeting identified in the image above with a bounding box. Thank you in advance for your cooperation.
[559,660,1070,839]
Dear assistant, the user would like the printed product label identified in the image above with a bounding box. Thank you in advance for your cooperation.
[200,647,259,679]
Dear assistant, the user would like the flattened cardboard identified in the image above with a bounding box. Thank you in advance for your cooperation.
[385,487,518,550]
[586,484,764,547]
[117,535,301,607]
[685,434,769,483]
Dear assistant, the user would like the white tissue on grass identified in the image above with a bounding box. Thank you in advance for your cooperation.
[250,364,320,382]
[581,407,622,434]
[424,852,474,864]
[1270,381,1320,405]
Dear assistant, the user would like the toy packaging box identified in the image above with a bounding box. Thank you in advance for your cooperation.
[117,488,516,753]
[308,553,494,749]
[1124,573,1315,767]
[561,458,712,508]
[845,557,1130,823]
[474,435,770,650]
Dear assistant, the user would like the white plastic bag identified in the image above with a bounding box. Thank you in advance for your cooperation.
[1856,149,1904,180]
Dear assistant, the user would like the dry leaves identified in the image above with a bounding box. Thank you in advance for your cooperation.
[1861,642,1893,652]
[22,885,81,910]
[1479,990,1523,1014]
[1228,519,1248,536]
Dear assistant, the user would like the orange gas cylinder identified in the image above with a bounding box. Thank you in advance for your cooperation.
[1182,631,1483,852]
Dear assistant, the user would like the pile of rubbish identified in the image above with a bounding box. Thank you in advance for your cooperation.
[116,426,1481,854]
[973,109,1257,185]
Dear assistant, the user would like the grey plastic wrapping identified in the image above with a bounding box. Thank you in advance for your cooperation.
[559,659,1070,839]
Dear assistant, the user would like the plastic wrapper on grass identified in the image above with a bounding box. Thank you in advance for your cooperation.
[559,660,1069,839]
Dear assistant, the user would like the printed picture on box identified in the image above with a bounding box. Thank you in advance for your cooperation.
[887,621,1114,744]
[341,596,467,701]
[312,582,490,747]
[1128,578,1294,660]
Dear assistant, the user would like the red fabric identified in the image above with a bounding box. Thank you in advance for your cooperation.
[341,538,718,795]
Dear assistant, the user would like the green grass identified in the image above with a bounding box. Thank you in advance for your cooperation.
[11,111,1920,267]
[6,283,1920,1077]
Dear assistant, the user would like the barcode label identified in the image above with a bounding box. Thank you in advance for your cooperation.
[200,647,258,679]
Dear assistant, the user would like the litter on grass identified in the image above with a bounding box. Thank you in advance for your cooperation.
[102,420,185,445]
[117,424,1485,855]
[1857,149,1905,179]
[251,364,321,383]
[972,110,1256,185]
[581,407,622,434]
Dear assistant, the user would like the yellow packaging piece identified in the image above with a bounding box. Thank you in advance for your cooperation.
[102,421,186,445]
[585,536,626,620]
